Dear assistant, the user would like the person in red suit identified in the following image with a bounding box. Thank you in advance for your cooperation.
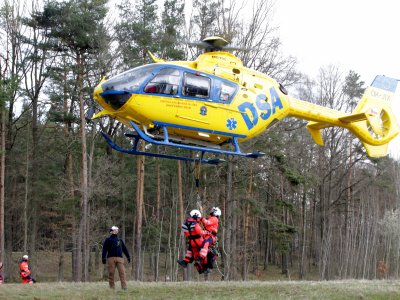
[19,255,35,284]
[198,207,221,274]
[0,261,3,285]
[177,209,208,273]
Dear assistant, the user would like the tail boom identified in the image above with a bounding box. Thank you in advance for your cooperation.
[288,75,400,157]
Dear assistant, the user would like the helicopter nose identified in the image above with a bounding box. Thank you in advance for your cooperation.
[93,83,131,111]
[100,90,131,110]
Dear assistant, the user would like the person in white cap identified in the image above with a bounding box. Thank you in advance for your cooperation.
[102,226,130,290]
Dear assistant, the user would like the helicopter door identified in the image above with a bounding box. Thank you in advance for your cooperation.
[143,68,180,122]
[177,72,225,141]
[181,72,210,99]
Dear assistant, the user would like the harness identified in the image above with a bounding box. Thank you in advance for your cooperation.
[183,219,203,248]
[188,235,201,240]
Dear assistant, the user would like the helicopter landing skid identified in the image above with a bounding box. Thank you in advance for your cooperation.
[100,121,265,165]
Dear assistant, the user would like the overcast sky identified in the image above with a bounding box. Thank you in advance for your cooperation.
[274,0,400,82]
[273,0,400,158]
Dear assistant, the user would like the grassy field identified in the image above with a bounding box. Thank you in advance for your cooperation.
[0,280,399,300]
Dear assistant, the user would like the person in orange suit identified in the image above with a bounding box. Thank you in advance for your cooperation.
[0,261,3,284]
[198,207,221,274]
[19,255,35,284]
[177,209,208,273]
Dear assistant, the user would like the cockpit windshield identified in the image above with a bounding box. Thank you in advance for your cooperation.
[101,64,158,92]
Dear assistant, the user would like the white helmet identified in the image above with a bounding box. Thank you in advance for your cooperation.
[22,255,29,260]
[110,226,119,233]
[190,209,201,219]
[211,207,221,217]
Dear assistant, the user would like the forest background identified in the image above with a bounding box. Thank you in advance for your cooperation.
[0,0,399,283]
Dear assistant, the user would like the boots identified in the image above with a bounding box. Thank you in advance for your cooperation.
[177,259,188,268]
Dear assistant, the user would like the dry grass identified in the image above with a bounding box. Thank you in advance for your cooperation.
[0,280,400,300]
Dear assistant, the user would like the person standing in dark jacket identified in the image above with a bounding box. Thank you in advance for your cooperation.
[102,226,130,290]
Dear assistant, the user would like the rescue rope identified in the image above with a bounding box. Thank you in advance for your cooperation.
[213,241,224,277]
[194,154,203,214]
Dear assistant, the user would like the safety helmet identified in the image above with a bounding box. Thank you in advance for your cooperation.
[190,209,202,219]
[22,255,29,260]
[211,207,221,217]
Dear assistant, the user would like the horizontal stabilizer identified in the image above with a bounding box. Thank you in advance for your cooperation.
[362,142,389,158]
[338,112,368,123]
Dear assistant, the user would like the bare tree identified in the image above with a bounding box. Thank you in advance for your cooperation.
[0,0,30,278]
[134,142,145,280]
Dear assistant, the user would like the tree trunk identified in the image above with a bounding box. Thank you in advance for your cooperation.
[28,94,39,268]
[177,160,188,280]
[242,163,253,280]
[23,120,29,253]
[58,237,64,281]
[71,221,77,281]
[94,246,100,280]
[0,110,5,268]
[77,51,89,282]
[155,218,163,281]
[61,57,76,281]
[280,175,288,276]
[135,142,145,280]
[87,128,96,280]
[156,163,161,219]
[154,161,161,281]
[224,158,234,280]
[300,190,307,279]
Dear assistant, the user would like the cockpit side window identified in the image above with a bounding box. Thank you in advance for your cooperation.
[219,81,237,102]
[182,72,210,98]
[144,68,180,95]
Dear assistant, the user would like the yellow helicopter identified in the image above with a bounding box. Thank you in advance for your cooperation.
[92,36,399,164]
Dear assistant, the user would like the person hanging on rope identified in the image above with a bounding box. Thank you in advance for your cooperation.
[198,206,221,274]
[0,261,3,285]
[177,209,208,273]
[19,255,36,284]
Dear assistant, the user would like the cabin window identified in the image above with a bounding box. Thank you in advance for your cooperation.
[220,81,236,102]
[182,72,210,98]
[144,68,180,95]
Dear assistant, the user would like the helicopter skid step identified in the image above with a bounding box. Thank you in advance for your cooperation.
[126,132,221,149]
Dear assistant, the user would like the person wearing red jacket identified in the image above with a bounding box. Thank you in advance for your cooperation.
[19,255,35,284]
[0,261,3,285]
[177,209,208,273]
[198,207,221,274]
